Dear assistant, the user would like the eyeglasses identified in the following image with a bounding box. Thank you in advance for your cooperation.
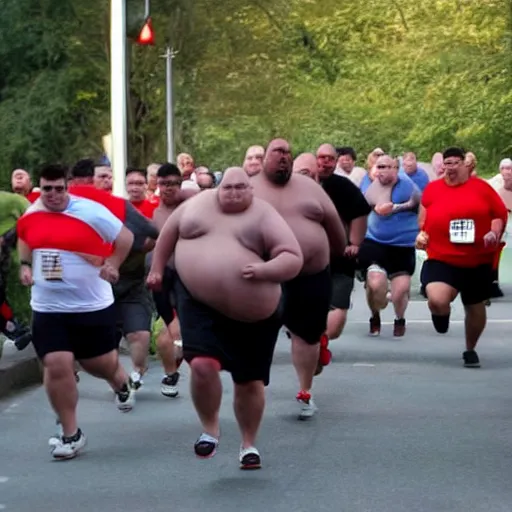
[157,180,181,188]
[41,185,66,193]
[376,164,392,170]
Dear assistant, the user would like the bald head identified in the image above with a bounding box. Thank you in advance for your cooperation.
[218,167,253,213]
[293,153,318,181]
[263,138,293,185]
[316,143,337,179]
[244,145,265,177]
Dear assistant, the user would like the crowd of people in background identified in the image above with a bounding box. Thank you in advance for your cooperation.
[0,141,510,467]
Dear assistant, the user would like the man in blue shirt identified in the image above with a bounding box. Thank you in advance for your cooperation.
[402,152,430,192]
[359,154,421,338]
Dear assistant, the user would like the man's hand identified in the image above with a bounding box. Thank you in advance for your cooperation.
[99,262,120,284]
[344,244,359,258]
[374,202,394,216]
[146,271,163,291]
[19,265,33,287]
[483,231,500,248]
[415,231,429,250]
[242,263,264,280]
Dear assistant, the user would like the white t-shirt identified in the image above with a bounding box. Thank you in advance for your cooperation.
[334,166,367,187]
[30,196,123,313]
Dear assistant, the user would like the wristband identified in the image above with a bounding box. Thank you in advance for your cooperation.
[20,260,32,267]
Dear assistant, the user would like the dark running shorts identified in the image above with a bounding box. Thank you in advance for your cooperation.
[32,304,118,360]
[330,272,354,310]
[281,266,332,345]
[114,281,154,336]
[358,238,416,279]
[421,259,493,306]
[174,275,282,386]
[152,267,177,326]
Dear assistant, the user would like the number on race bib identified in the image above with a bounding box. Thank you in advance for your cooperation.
[449,219,475,244]
[41,251,64,281]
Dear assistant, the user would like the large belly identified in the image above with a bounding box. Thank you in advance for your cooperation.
[175,235,281,321]
[285,216,330,274]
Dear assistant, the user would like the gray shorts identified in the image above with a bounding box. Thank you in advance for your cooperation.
[115,283,154,335]
[330,273,354,310]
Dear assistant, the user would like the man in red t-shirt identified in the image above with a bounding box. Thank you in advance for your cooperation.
[417,147,507,368]
[126,167,159,219]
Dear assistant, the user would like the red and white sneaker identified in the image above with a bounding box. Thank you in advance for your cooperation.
[296,390,317,420]
[315,334,332,376]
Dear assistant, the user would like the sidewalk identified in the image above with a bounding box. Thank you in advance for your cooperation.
[0,339,42,399]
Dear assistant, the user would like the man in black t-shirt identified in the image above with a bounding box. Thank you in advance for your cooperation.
[316,144,371,373]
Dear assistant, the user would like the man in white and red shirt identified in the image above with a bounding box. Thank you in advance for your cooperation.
[17,164,136,460]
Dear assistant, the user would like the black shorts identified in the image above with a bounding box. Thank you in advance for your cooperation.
[421,259,493,306]
[358,238,416,279]
[152,267,176,326]
[174,275,281,386]
[281,266,332,344]
[115,282,154,335]
[330,272,354,310]
[32,304,118,360]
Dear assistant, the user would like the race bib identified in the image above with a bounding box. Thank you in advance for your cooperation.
[41,251,64,281]
[449,219,475,244]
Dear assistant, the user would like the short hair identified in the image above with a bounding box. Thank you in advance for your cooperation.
[336,146,357,161]
[71,159,95,178]
[157,163,181,178]
[126,167,147,180]
[39,164,68,182]
[443,147,465,160]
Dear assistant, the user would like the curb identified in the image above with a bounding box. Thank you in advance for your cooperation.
[0,343,43,400]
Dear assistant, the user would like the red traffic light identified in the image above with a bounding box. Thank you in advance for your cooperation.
[136,17,155,45]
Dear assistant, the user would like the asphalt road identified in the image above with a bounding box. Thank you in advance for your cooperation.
[1,283,512,512]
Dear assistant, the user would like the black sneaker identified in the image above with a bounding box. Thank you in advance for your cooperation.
[161,372,180,398]
[463,350,480,368]
[393,318,406,337]
[194,433,218,459]
[369,313,381,336]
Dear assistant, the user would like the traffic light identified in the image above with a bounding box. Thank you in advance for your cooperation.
[127,0,155,46]
[136,17,155,45]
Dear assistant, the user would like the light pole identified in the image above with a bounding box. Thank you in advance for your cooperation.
[110,0,128,198]
[161,47,178,163]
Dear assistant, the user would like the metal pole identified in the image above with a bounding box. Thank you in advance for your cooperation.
[144,0,150,18]
[163,47,178,163]
[110,0,128,198]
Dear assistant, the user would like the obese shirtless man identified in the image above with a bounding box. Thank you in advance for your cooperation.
[147,167,303,470]
[251,139,347,419]
[148,163,197,398]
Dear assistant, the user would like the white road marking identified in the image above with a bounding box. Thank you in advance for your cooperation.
[0,504,6,509]
[352,363,376,367]
[0,477,9,483]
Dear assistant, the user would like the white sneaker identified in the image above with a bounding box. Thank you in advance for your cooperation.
[297,393,317,420]
[161,372,180,398]
[130,371,143,390]
[50,429,87,460]
[239,446,262,470]
[116,385,135,412]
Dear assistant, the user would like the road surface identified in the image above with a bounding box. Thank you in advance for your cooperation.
[1,283,512,512]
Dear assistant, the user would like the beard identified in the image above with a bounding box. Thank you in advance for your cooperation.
[270,169,292,185]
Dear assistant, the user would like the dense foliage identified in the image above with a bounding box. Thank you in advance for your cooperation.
[1,0,511,185]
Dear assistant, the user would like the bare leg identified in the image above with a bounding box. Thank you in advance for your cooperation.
[233,381,265,449]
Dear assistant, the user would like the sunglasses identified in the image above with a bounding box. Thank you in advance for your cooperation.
[376,164,392,170]
[42,185,66,193]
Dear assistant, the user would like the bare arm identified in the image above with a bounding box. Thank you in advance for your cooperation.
[106,226,134,269]
[418,204,427,230]
[149,207,183,276]
[319,189,347,255]
[392,188,421,213]
[251,206,303,282]
[349,216,367,246]
[17,239,32,264]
